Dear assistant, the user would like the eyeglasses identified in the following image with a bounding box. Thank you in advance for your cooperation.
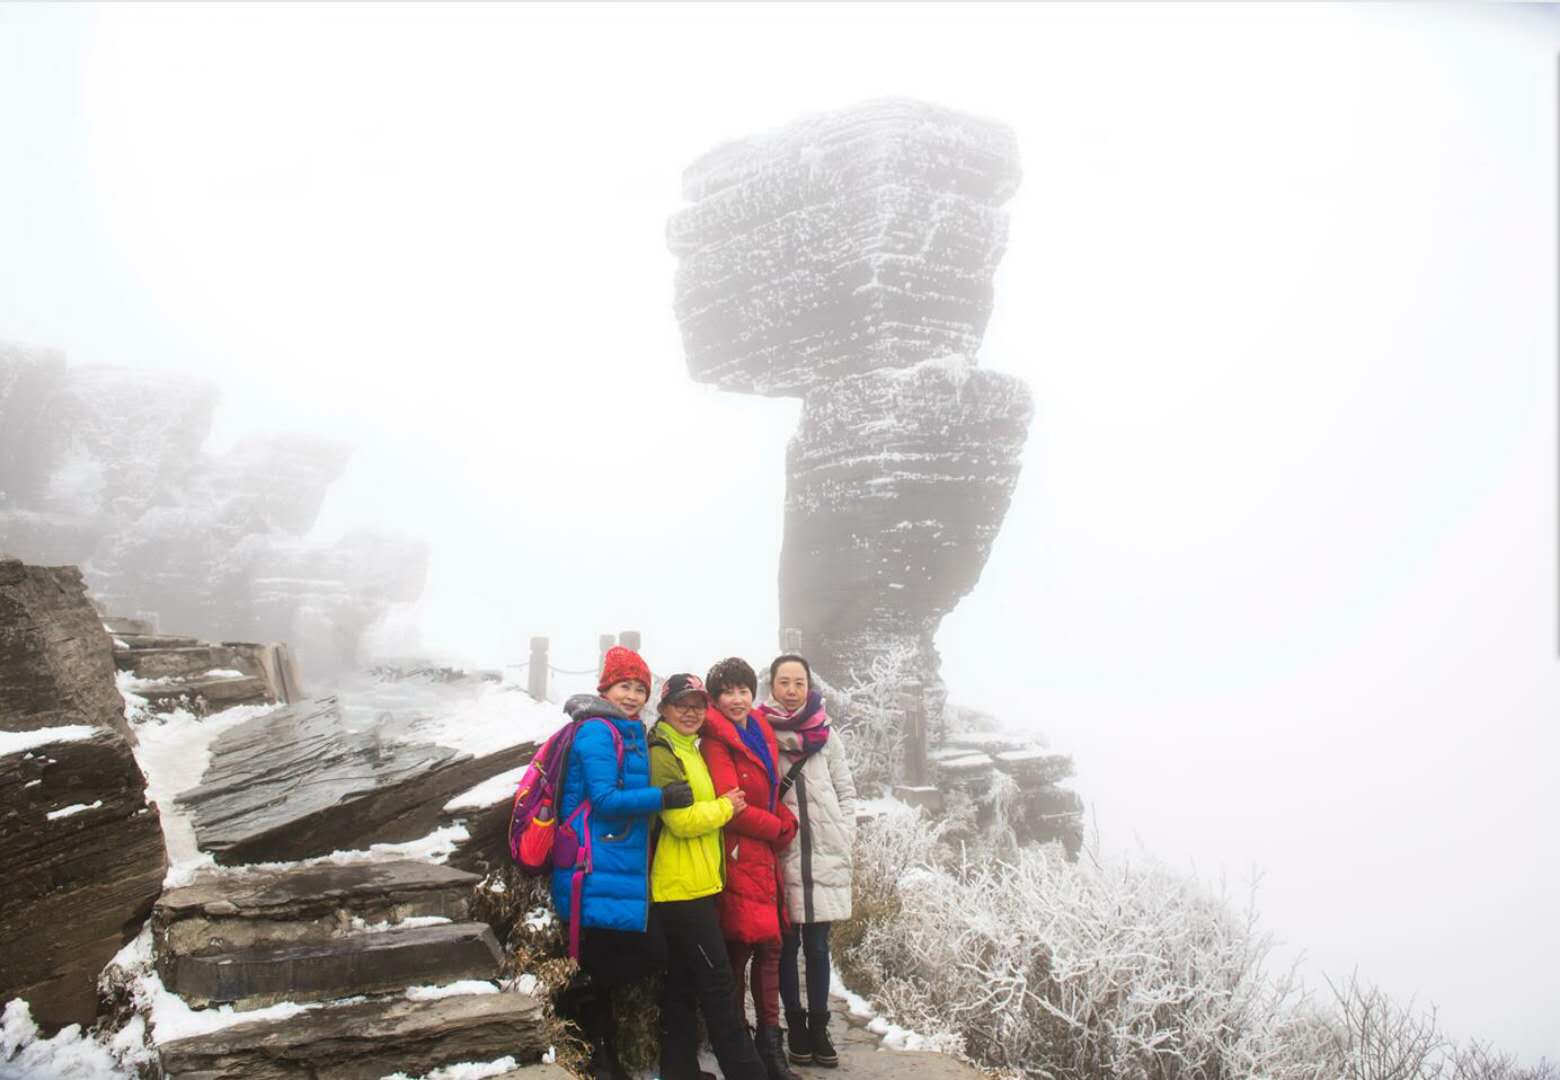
[665,700,705,715]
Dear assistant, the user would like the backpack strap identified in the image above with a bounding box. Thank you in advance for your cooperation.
[556,715,627,797]
[778,751,813,800]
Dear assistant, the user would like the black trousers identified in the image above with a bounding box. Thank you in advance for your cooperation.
[657,896,767,1080]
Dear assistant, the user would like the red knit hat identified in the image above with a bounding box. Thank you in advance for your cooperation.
[598,645,651,694]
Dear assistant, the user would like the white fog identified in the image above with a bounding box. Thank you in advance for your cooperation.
[3,1,1556,1063]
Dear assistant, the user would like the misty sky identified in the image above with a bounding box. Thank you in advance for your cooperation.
[3,1,1558,1061]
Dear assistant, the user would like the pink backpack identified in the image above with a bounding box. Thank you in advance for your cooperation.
[508,716,624,874]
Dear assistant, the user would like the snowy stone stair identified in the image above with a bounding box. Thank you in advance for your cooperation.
[168,921,505,1008]
[134,671,274,715]
[114,642,255,680]
[154,860,482,961]
[156,989,552,1079]
[112,632,204,650]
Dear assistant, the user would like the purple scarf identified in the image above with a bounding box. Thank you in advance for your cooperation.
[757,689,830,757]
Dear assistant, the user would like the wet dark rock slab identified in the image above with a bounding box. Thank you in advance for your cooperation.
[441,795,516,878]
[177,697,537,865]
[168,921,504,1008]
[157,990,549,1080]
[0,559,132,742]
[1,729,167,1031]
[154,860,479,961]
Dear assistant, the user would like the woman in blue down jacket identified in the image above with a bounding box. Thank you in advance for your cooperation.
[552,645,694,1080]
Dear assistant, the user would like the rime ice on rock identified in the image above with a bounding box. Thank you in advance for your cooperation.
[668,99,1033,698]
[0,342,427,675]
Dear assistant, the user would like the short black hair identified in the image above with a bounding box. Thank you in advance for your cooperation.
[705,656,757,699]
[768,653,812,687]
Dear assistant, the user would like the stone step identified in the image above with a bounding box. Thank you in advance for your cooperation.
[154,860,481,962]
[137,674,273,715]
[165,921,505,1009]
[112,633,203,650]
[102,616,155,635]
[114,644,257,681]
[157,989,549,1080]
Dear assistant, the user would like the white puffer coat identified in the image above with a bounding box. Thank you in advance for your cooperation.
[774,726,858,924]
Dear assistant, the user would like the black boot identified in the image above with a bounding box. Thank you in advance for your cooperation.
[584,992,630,1080]
[807,1010,838,1068]
[756,1025,803,1080]
[784,1008,812,1065]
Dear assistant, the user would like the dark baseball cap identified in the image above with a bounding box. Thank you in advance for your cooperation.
[658,673,709,707]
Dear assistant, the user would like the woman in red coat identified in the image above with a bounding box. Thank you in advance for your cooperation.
[701,657,801,1080]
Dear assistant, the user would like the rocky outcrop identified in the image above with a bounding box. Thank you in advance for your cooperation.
[177,697,538,865]
[0,342,428,676]
[0,559,167,1032]
[1,560,132,741]
[668,100,1021,395]
[668,100,1032,697]
[781,356,1032,689]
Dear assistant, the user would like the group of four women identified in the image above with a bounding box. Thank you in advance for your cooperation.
[548,645,857,1080]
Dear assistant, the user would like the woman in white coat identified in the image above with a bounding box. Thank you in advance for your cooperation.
[756,654,857,1069]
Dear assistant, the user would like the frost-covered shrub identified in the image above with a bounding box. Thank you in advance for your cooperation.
[837,643,919,793]
[838,807,1341,1078]
[836,808,1551,1079]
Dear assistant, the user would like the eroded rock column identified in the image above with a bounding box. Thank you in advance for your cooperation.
[669,99,1033,693]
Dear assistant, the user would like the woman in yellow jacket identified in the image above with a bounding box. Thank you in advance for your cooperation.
[649,674,768,1080]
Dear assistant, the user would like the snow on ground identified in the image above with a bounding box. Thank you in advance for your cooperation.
[444,764,527,812]
[377,1055,519,1080]
[830,973,961,1054]
[855,794,911,819]
[0,1000,136,1080]
[121,671,283,886]
[97,926,367,1048]
[139,969,367,1043]
[350,915,452,932]
[334,675,560,759]
[0,725,96,756]
[402,981,499,1002]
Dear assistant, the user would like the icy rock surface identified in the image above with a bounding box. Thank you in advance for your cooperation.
[0,344,427,675]
[0,560,167,1033]
[176,687,541,865]
[669,99,1032,690]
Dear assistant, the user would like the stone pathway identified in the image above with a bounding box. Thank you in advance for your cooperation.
[826,995,988,1079]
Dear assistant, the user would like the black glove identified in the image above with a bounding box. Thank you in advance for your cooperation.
[661,781,694,809]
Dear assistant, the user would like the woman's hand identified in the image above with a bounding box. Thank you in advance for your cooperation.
[722,787,748,814]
